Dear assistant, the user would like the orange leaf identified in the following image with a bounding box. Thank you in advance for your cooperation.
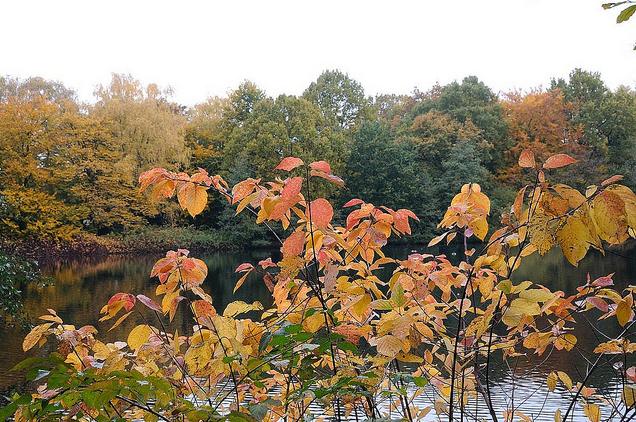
[177,182,208,217]
[518,149,536,168]
[282,230,305,257]
[543,154,577,169]
[343,198,364,208]
[281,177,303,201]
[275,156,304,171]
[309,160,332,174]
[309,198,334,229]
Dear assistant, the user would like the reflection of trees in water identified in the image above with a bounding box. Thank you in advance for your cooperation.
[2,246,635,397]
[512,247,636,294]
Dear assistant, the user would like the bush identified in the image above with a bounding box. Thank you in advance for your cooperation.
[3,152,636,421]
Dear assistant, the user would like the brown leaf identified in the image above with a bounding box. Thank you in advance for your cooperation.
[518,149,536,168]
[543,154,577,169]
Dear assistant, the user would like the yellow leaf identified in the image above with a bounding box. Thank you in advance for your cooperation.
[22,323,52,351]
[128,324,153,351]
[470,217,489,240]
[528,212,555,255]
[303,311,325,333]
[108,310,133,331]
[547,372,557,391]
[351,294,371,319]
[556,214,593,266]
[623,386,636,407]
[557,371,573,390]
[233,271,251,293]
[519,289,555,303]
[591,191,628,244]
[502,298,541,327]
[177,182,208,217]
[222,301,263,318]
[583,403,600,422]
[616,297,633,327]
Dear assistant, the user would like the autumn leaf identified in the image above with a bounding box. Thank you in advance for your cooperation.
[556,214,593,266]
[275,156,304,171]
[616,297,633,326]
[22,323,52,351]
[282,230,305,257]
[518,149,535,168]
[309,160,331,174]
[127,324,153,351]
[136,294,162,313]
[591,190,629,244]
[583,403,600,422]
[543,154,577,169]
[370,335,404,358]
[223,300,263,317]
[177,182,208,217]
[343,198,364,208]
[309,198,334,229]
[281,176,303,201]
[547,372,558,391]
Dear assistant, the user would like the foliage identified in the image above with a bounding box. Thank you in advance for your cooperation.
[4,151,636,421]
[1,70,635,246]
[0,252,50,327]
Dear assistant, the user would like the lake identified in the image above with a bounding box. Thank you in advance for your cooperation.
[1,245,635,420]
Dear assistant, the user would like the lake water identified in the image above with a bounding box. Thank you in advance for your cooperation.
[1,245,635,420]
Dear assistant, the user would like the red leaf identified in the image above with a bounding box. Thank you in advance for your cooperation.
[108,293,136,312]
[543,154,577,169]
[282,231,305,257]
[258,258,277,269]
[281,177,303,201]
[592,274,614,287]
[309,160,332,174]
[310,169,345,186]
[518,149,536,168]
[136,294,162,313]
[587,297,609,312]
[309,198,334,229]
[275,157,304,172]
[235,262,254,273]
[343,198,364,208]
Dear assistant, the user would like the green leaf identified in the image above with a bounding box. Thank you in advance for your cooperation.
[413,376,429,387]
[617,4,636,22]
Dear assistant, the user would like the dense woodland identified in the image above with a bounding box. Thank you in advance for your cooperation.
[1,69,635,247]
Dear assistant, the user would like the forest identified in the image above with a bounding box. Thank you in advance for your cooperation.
[1,69,635,251]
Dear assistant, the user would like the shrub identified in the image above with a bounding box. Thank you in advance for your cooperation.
[3,151,636,421]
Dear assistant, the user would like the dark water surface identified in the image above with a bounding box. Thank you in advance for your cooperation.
[1,245,635,420]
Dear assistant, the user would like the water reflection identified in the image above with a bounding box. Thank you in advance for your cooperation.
[1,245,634,420]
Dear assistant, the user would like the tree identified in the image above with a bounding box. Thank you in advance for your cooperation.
[0,90,85,239]
[499,89,586,186]
[303,69,370,130]
[92,74,190,176]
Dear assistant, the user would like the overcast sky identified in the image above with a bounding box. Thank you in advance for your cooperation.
[2,0,635,105]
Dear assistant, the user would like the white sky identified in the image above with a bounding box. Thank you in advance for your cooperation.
[2,0,635,105]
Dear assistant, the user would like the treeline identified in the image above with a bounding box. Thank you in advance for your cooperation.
[1,69,635,246]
